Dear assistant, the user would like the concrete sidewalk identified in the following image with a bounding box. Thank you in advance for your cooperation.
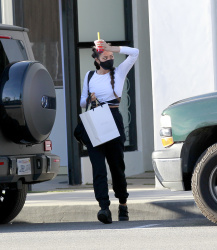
[30,171,156,192]
[13,172,203,223]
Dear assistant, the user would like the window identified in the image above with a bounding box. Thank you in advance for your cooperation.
[76,0,136,153]
[77,0,125,42]
[0,38,28,76]
[13,0,63,87]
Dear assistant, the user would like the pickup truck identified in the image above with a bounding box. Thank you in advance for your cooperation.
[0,24,60,223]
[152,92,217,224]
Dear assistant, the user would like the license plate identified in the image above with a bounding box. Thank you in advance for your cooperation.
[17,158,31,175]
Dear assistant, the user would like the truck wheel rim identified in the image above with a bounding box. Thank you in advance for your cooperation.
[209,166,217,203]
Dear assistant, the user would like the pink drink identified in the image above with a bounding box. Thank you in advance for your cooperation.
[96,40,104,53]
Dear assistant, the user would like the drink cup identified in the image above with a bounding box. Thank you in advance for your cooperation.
[96,32,104,53]
[96,41,104,53]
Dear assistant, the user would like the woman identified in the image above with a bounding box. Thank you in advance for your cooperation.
[80,40,139,224]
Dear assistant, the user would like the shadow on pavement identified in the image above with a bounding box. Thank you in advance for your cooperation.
[0,218,215,233]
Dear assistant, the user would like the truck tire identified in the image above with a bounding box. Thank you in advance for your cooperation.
[0,61,56,144]
[0,183,27,224]
[192,143,217,224]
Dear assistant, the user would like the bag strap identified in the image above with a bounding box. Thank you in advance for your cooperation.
[87,70,95,95]
[86,70,96,109]
[85,95,102,112]
[85,94,91,112]
[85,71,95,111]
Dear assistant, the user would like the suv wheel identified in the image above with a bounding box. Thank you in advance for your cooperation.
[192,143,217,224]
[0,183,27,224]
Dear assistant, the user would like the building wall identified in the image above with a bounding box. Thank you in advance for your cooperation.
[149,0,215,150]
[211,0,217,90]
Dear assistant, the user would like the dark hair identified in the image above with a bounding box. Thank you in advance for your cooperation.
[92,48,100,70]
[92,47,120,101]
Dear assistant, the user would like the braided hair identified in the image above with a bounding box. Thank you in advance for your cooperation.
[92,47,120,101]
[92,48,100,70]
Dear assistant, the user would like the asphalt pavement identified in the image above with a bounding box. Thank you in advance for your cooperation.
[13,172,205,224]
[2,218,216,250]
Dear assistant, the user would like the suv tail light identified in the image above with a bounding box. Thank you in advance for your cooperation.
[0,36,12,39]
[44,140,52,151]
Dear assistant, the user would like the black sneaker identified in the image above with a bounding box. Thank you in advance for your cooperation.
[118,205,129,221]
[97,208,112,224]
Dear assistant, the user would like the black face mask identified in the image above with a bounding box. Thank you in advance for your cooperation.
[99,59,114,70]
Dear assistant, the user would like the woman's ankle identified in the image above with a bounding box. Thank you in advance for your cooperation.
[119,203,127,206]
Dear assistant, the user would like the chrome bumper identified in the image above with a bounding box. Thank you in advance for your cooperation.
[152,143,184,191]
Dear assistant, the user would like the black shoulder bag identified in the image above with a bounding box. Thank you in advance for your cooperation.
[73,71,94,145]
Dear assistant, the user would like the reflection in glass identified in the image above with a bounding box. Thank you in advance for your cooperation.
[31,41,62,87]
[1,39,28,62]
[119,78,131,146]
[0,40,9,77]
[0,38,29,79]
[22,0,63,87]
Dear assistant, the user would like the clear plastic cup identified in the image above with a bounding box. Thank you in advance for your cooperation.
[96,41,104,53]
[96,32,104,53]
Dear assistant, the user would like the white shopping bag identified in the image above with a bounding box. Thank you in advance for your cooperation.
[80,104,120,147]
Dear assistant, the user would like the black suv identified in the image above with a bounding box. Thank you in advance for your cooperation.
[0,24,60,223]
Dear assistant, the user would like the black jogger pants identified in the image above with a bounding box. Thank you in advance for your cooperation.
[86,108,129,209]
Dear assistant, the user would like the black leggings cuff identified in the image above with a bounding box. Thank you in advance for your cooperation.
[119,198,127,204]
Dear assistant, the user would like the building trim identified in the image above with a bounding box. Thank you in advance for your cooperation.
[60,0,81,184]
[0,2,2,23]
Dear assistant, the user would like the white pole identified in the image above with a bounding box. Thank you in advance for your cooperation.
[58,0,69,173]
[1,0,13,25]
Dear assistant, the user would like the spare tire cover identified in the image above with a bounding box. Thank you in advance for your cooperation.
[0,61,56,144]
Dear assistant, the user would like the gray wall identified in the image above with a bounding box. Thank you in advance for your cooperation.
[133,0,154,171]
[149,0,215,150]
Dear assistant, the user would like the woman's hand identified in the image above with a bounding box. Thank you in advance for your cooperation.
[94,40,111,51]
[94,40,120,53]
[86,92,96,104]
[100,40,111,51]
[90,92,96,102]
